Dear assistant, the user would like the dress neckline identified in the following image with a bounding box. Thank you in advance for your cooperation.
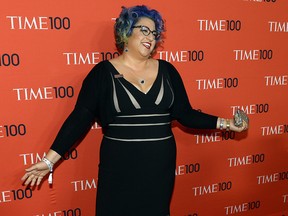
[106,60,161,95]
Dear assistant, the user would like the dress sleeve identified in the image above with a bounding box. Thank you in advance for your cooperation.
[167,61,218,129]
[50,64,102,156]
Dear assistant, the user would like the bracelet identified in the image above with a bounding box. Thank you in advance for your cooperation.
[219,118,224,130]
[226,119,230,131]
[42,157,54,184]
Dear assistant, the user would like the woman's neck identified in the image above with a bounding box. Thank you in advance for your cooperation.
[121,53,151,71]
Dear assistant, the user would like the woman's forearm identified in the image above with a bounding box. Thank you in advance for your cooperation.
[45,149,62,164]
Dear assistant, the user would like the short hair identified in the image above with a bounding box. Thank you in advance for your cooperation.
[114,5,165,53]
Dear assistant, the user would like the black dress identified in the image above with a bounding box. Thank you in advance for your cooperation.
[51,60,218,216]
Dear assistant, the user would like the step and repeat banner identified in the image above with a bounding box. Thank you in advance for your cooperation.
[0,0,287,215]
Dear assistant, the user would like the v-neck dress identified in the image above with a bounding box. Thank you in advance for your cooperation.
[96,61,175,216]
[51,60,218,216]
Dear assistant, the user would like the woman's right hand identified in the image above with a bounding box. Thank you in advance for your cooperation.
[21,149,61,186]
[21,161,50,186]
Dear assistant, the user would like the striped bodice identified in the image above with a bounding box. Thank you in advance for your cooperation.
[104,113,173,142]
[104,61,175,142]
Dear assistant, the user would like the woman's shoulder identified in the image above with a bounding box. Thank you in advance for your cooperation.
[83,60,113,83]
[157,59,179,75]
[157,59,177,69]
[157,58,169,65]
[91,60,110,70]
[88,60,113,74]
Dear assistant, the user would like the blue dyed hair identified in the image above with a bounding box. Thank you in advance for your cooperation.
[114,5,165,53]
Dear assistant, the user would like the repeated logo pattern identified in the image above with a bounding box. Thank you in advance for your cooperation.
[0,0,287,215]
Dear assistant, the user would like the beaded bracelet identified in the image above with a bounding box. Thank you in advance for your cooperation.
[42,157,54,184]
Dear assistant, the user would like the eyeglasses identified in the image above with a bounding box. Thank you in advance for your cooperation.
[132,25,160,40]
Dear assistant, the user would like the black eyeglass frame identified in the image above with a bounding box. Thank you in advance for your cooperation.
[132,25,160,40]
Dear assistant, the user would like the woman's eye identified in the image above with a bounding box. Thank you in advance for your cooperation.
[141,29,149,34]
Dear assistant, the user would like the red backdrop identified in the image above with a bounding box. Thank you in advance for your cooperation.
[0,0,287,215]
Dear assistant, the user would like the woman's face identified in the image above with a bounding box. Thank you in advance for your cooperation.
[126,17,157,58]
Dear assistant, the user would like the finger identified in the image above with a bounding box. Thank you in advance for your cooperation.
[21,166,38,182]
[21,170,36,181]
[24,174,35,186]
[30,177,37,187]
[36,176,43,186]
[23,177,31,186]
[21,173,29,182]
[242,121,248,130]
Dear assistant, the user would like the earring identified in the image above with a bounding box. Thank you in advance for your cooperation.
[124,42,128,52]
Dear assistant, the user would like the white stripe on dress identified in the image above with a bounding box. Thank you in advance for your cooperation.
[116,113,170,118]
[104,135,173,142]
[109,122,170,127]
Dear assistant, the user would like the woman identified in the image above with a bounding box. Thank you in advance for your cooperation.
[21,5,248,216]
